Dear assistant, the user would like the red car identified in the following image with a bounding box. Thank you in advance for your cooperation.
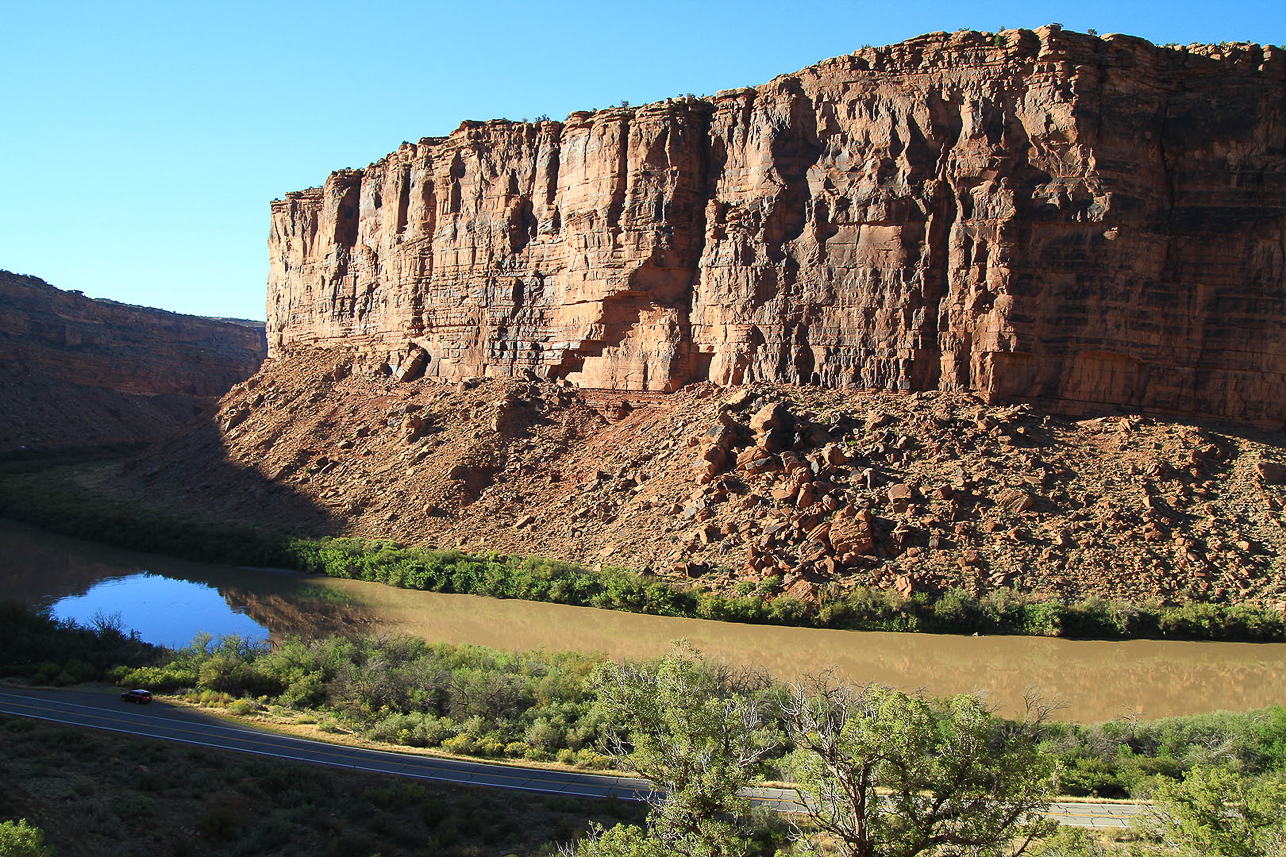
[120,689,152,704]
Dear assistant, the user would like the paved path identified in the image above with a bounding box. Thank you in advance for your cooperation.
[0,687,1144,828]
[0,687,650,799]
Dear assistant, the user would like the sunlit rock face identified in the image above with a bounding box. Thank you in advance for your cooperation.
[267,27,1286,422]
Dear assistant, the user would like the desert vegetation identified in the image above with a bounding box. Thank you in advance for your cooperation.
[4,604,1285,805]
[2,606,1284,854]
[0,712,640,856]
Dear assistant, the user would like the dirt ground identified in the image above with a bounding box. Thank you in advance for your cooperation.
[104,346,1286,609]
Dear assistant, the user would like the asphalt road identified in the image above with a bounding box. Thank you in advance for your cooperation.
[0,687,1144,828]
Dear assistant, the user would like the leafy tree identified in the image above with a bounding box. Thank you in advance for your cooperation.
[0,819,52,857]
[780,679,1056,857]
[1133,765,1286,857]
[562,822,666,857]
[570,643,778,857]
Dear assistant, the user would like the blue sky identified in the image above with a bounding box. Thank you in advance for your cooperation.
[3,0,1283,320]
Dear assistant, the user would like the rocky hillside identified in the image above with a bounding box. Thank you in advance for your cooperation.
[267,26,1286,423]
[113,347,1286,610]
[0,271,267,450]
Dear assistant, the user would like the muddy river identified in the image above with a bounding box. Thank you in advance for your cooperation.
[3,518,1283,722]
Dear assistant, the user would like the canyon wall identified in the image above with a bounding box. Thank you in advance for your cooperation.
[267,27,1286,422]
[0,271,267,448]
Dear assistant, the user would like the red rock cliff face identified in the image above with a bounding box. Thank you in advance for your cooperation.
[0,271,267,449]
[1,272,266,397]
[267,27,1286,422]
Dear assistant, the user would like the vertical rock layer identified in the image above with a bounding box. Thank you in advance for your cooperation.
[267,27,1286,422]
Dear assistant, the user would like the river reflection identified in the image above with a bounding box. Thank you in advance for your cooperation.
[50,573,269,648]
[3,518,1283,722]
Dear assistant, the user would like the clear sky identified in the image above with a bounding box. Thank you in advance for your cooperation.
[3,0,1283,321]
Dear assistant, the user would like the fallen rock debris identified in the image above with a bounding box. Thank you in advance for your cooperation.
[111,347,1286,610]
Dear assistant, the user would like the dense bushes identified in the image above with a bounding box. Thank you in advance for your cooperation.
[1041,706,1286,798]
[109,629,615,766]
[289,537,703,618]
[5,602,1286,796]
[286,536,1286,641]
[3,463,1285,641]
[0,601,158,684]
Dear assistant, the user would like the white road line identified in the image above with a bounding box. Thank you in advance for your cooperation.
[0,690,1144,825]
[0,694,642,799]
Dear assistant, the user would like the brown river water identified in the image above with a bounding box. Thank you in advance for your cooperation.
[3,518,1283,722]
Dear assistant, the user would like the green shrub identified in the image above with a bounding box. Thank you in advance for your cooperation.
[113,794,156,820]
[441,733,477,755]
[573,748,612,769]
[0,819,52,857]
[475,738,505,757]
[766,596,809,624]
[1020,600,1066,637]
[932,587,984,631]
[1057,755,1127,798]
[755,575,782,596]
[186,689,235,707]
[228,698,257,715]
[114,661,198,690]
[525,717,565,750]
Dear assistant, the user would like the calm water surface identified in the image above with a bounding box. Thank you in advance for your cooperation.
[3,518,1283,722]
[49,573,269,648]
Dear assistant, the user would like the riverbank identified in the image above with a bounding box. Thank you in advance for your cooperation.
[2,451,1285,642]
[3,602,1284,802]
[129,350,1286,609]
[8,516,1285,722]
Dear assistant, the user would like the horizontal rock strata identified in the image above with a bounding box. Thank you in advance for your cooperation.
[267,27,1286,423]
[0,271,267,449]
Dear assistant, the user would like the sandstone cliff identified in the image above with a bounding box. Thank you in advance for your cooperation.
[0,271,267,449]
[267,27,1286,423]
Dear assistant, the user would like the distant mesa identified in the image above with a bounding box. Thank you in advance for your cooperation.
[0,270,267,451]
[266,27,1286,424]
